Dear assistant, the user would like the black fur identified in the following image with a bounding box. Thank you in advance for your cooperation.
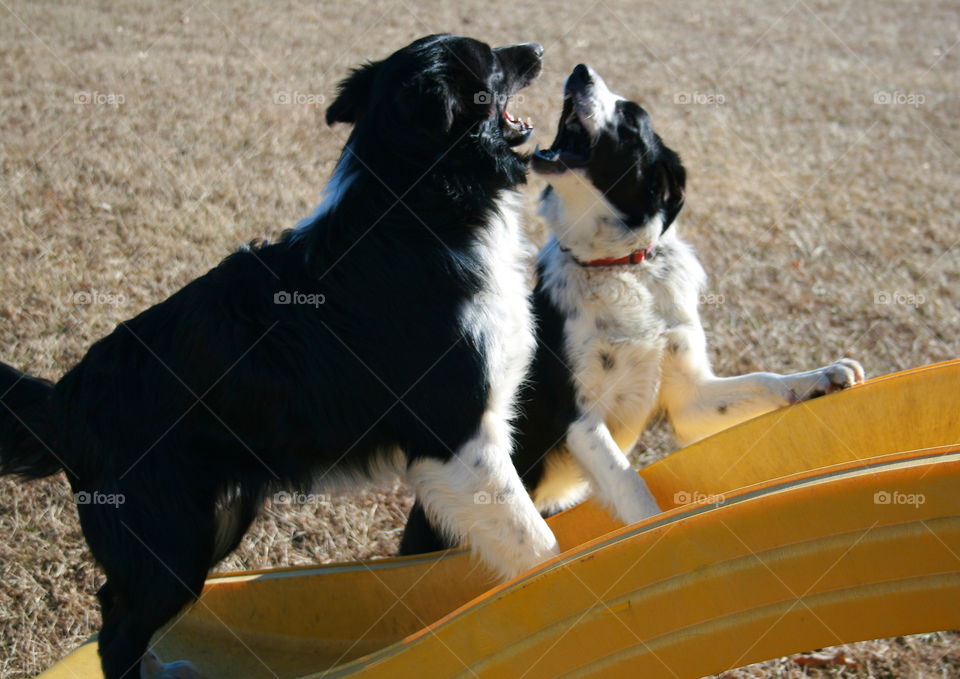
[400,64,687,556]
[584,99,685,232]
[0,363,57,478]
[399,264,580,555]
[0,34,542,679]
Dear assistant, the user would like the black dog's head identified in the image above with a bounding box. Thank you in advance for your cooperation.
[533,65,685,257]
[326,35,542,176]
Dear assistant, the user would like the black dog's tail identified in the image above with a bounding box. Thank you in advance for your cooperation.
[0,361,60,479]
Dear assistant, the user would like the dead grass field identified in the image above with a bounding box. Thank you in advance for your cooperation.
[1,0,958,677]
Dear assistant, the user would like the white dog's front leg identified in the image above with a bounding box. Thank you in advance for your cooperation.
[566,415,661,525]
[661,322,865,444]
[407,413,559,581]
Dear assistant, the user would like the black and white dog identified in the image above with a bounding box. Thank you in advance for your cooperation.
[400,64,865,554]
[0,35,559,679]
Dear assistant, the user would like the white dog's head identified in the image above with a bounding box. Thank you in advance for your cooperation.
[533,65,686,262]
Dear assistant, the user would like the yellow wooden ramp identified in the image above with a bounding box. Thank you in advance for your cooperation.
[37,361,960,679]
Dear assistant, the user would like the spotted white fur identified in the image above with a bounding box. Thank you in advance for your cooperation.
[533,84,865,521]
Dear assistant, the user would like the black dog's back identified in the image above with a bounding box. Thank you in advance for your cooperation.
[55,228,490,474]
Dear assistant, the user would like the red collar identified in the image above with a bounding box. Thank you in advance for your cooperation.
[563,245,655,267]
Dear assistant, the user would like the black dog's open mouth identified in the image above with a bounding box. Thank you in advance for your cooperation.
[532,95,592,173]
[492,41,542,147]
[501,101,534,146]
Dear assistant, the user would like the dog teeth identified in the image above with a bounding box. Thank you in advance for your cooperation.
[504,109,532,131]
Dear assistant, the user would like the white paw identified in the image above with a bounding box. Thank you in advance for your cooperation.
[821,358,866,393]
[619,503,661,525]
[141,650,202,679]
[617,477,662,525]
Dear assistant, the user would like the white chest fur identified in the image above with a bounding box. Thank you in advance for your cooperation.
[539,230,705,446]
[459,192,537,420]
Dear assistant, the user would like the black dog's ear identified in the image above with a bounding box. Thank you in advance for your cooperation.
[660,149,686,229]
[326,61,382,126]
[388,72,462,135]
[413,76,459,132]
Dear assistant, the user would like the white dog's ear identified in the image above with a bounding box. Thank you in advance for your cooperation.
[326,60,382,126]
[661,148,686,229]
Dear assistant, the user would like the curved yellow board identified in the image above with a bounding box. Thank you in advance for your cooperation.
[327,449,960,679]
[36,361,960,679]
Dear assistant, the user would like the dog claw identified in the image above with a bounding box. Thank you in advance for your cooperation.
[824,358,866,393]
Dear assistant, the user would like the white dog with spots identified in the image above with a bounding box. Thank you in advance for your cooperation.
[399,64,864,555]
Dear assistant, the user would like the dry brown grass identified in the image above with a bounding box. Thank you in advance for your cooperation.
[1,0,958,677]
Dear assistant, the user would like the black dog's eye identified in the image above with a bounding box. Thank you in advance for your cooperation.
[611,101,635,132]
[615,100,654,146]
[618,118,640,139]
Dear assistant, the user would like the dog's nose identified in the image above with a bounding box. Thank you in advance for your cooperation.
[497,42,544,62]
[495,42,545,81]
[571,63,594,85]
